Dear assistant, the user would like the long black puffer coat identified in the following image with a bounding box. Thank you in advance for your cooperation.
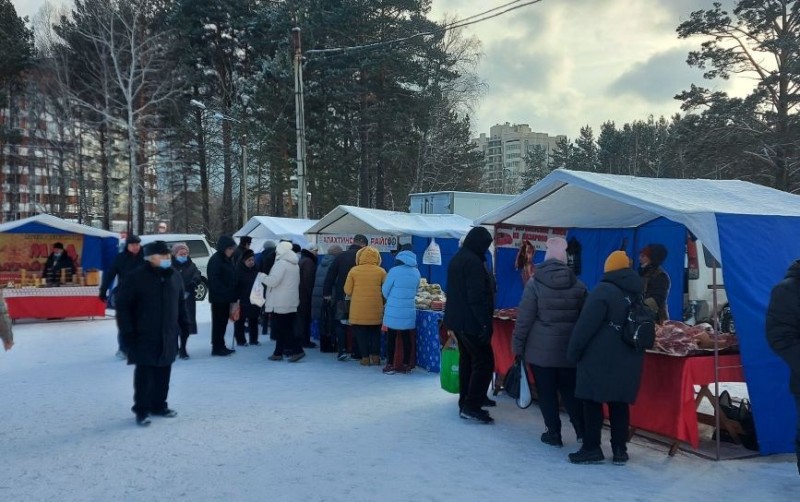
[117,263,189,367]
[235,260,261,319]
[443,227,494,342]
[567,268,645,404]
[766,260,800,395]
[512,259,587,368]
[207,236,237,304]
[172,256,201,334]
[311,254,336,320]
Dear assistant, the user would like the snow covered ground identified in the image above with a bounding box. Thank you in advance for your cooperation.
[1,304,797,501]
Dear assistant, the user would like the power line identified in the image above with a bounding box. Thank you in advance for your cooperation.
[304,0,542,59]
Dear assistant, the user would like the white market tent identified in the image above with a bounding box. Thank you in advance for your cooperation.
[234,216,317,248]
[306,205,473,239]
[476,169,800,455]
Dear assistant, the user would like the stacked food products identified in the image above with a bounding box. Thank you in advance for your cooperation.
[415,279,446,310]
[653,320,738,357]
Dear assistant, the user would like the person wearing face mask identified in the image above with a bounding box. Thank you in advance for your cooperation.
[116,240,190,427]
[207,235,238,356]
[234,249,261,347]
[42,242,76,285]
[171,243,201,359]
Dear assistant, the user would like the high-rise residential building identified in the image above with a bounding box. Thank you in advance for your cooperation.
[472,123,566,194]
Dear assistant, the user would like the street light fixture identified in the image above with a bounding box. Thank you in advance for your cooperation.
[190,99,248,224]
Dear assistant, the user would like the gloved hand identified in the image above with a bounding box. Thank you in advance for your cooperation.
[99,290,107,302]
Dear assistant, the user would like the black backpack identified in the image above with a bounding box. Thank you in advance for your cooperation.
[609,287,656,352]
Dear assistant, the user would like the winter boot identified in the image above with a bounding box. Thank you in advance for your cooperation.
[611,444,629,466]
[135,415,151,427]
[541,430,564,447]
[382,364,396,375]
[360,357,371,366]
[370,355,381,366]
[459,408,494,424]
[568,446,605,464]
[179,347,189,360]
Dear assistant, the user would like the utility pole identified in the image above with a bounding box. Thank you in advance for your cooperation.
[292,27,308,219]
[242,134,248,224]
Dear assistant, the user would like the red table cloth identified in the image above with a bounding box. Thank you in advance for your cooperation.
[491,318,517,378]
[3,287,106,320]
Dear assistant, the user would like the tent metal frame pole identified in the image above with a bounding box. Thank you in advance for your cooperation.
[712,262,721,461]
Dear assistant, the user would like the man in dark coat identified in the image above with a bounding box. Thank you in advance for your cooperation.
[207,235,238,356]
[311,245,343,352]
[444,226,495,424]
[512,237,587,447]
[100,234,144,359]
[232,236,252,266]
[324,234,368,360]
[116,240,190,427]
[298,245,319,349]
[638,243,670,323]
[567,250,644,465]
[233,249,261,346]
[42,242,76,285]
[766,260,800,476]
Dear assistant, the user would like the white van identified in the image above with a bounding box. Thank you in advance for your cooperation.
[684,237,733,332]
[136,234,216,301]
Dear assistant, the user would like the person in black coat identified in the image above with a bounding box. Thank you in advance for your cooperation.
[638,243,670,323]
[232,236,252,266]
[99,234,144,358]
[171,242,201,359]
[116,240,190,427]
[444,226,496,424]
[233,249,261,346]
[766,260,800,476]
[207,235,238,356]
[297,246,319,349]
[42,242,76,285]
[566,251,644,465]
[311,245,343,352]
[324,234,367,360]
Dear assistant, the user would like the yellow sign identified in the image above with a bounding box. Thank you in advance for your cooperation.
[0,234,84,280]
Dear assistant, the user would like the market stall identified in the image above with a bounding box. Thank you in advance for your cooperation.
[234,216,318,250]
[476,169,800,455]
[0,214,118,320]
[307,205,472,370]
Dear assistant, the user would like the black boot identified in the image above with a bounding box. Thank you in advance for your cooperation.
[179,347,189,360]
[568,446,605,464]
[540,430,563,447]
[612,444,629,465]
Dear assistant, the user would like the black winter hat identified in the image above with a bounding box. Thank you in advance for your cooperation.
[353,234,368,246]
[217,235,236,250]
[144,240,170,256]
[239,236,252,245]
[126,234,141,244]
[242,249,255,261]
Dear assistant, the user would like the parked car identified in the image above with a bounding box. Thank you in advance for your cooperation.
[121,234,216,301]
[684,236,733,332]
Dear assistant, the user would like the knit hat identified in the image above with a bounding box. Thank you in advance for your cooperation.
[641,243,668,266]
[53,242,64,250]
[327,244,343,255]
[262,240,277,251]
[126,234,141,244]
[544,237,568,263]
[144,240,170,257]
[242,249,255,262]
[171,242,189,256]
[604,251,631,273]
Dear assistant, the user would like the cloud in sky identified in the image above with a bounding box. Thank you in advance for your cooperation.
[430,0,749,138]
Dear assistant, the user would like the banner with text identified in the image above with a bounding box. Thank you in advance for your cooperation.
[0,233,84,279]
[494,226,567,250]
[318,234,399,253]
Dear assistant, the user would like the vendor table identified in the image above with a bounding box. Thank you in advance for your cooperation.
[2,286,106,320]
[489,317,745,451]
[414,310,445,372]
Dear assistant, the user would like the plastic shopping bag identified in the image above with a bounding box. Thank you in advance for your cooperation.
[440,333,460,394]
[503,358,532,409]
[517,361,532,409]
[249,272,267,307]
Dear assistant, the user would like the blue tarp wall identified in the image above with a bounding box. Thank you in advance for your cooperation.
[2,221,119,273]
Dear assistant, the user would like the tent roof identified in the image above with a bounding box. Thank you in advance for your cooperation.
[0,214,119,238]
[307,205,473,239]
[234,216,317,246]
[476,169,800,262]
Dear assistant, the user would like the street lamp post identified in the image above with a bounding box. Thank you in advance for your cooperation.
[292,27,308,219]
[190,100,248,225]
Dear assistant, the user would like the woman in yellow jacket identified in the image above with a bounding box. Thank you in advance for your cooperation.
[344,246,387,366]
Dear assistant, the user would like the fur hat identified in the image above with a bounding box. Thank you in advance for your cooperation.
[275,241,294,258]
[171,242,189,255]
[125,234,141,244]
[604,251,631,273]
[544,237,568,263]
[145,240,170,257]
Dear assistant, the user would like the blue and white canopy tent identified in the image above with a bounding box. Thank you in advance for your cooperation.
[306,205,474,289]
[476,169,800,455]
[0,214,119,277]
[234,216,318,250]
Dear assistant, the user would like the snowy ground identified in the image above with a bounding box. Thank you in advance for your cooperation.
[1,304,797,501]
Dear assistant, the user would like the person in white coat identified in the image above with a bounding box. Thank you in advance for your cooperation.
[262,241,303,362]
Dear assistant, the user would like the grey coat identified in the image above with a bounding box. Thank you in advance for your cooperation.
[512,259,587,368]
[567,268,645,404]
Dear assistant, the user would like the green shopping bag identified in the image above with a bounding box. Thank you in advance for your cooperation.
[440,334,460,394]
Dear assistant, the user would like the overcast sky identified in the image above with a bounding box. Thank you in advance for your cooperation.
[12,0,748,138]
